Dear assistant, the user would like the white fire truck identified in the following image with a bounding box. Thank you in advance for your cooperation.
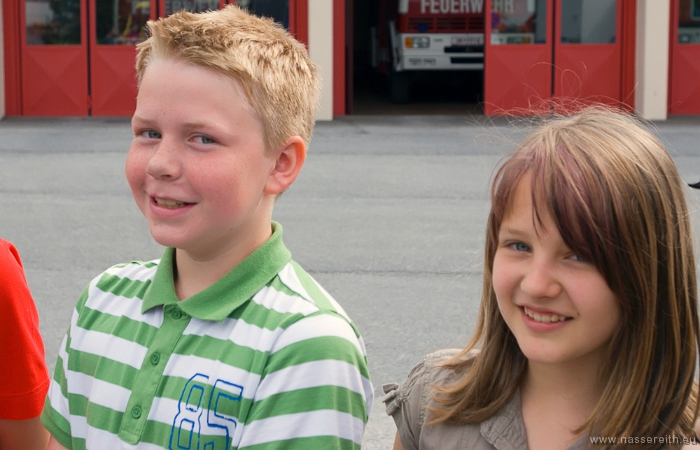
[373,0,485,102]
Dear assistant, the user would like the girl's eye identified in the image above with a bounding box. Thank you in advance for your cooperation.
[193,135,215,144]
[511,242,530,252]
[570,254,586,263]
[140,130,161,139]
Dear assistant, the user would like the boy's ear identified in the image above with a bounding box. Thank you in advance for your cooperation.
[264,136,306,195]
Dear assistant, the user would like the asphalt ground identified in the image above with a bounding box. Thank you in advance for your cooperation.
[2,114,700,448]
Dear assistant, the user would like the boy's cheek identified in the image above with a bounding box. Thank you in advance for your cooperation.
[125,151,146,191]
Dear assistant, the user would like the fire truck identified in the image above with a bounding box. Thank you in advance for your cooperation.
[372,0,485,102]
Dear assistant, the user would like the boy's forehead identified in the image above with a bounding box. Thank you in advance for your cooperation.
[134,58,263,131]
[139,58,250,103]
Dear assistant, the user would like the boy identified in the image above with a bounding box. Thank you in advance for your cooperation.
[42,6,373,449]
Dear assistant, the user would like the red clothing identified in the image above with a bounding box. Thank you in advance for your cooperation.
[0,239,49,419]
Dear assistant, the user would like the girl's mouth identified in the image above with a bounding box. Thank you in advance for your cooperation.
[522,306,572,323]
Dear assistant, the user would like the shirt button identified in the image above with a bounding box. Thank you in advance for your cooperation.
[131,406,142,419]
[171,309,182,320]
[150,352,160,365]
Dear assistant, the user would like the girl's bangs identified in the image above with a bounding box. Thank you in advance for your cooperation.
[492,143,612,274]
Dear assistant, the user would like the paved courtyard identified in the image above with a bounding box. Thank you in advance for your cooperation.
[2,114,700,448]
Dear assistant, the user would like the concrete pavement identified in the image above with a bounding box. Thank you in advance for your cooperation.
[2,114,700,448]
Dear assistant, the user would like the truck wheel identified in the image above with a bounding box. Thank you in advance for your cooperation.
[390,71,409,104]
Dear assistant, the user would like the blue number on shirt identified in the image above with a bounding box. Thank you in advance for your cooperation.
[170,374,245,450]
[202,379,243,450]
[170,373,209,450]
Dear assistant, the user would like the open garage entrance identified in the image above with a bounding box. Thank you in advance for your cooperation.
[349,0,485,115]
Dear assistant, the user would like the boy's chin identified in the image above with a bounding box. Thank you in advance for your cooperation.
[147,229,183,249]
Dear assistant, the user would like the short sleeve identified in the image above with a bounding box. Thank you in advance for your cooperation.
[0,239,50,420]
[382,355,432,450]
[383,349,470,450]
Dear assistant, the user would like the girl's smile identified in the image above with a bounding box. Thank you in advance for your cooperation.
[521,305,571,323]
[519,305,573,333]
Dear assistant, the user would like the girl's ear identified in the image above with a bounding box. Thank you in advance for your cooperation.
[264,136,306,195]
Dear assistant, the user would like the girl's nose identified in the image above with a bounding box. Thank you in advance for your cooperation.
[520,256,562,300]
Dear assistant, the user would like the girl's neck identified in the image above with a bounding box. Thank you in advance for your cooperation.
[523,358,603,403]
[520,359,604,450]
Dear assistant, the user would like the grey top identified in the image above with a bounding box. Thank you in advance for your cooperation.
[382,349,588,450]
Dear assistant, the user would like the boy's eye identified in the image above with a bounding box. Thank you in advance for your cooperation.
[140,130,161,139]
[192,135,216,144]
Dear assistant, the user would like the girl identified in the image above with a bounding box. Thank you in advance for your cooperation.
[384,109,700,450]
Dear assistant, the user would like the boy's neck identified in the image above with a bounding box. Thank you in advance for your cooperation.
[172,225,273,300]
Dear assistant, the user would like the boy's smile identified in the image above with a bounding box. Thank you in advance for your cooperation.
[126,58,279,264]
[154,198,190,208]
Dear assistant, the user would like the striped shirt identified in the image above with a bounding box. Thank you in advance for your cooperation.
[42,223,373,449]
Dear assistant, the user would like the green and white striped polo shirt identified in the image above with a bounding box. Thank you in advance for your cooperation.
[42,223,373,449]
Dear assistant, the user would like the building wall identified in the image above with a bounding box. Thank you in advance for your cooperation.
[0,0,684,120]
[308,0,333,120]
[635,0,670,120]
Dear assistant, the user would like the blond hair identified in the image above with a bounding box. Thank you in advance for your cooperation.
[431,108,700,448]
[135,5,320,152]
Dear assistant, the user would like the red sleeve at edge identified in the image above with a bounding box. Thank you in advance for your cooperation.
[0,239,50,420]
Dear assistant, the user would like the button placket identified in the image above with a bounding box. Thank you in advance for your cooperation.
[118,304,191,444]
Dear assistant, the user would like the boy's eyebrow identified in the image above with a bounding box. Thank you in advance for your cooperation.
[181,120,224,131]
[131,115,225,131]
[131,115,155,126]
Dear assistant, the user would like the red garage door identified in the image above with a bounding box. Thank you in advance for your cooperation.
[484,0,632,115]
[669,0,700,114]
[21,0,89,115]
[9,0,306,116]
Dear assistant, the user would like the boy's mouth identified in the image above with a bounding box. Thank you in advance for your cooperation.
[522,306,572,323]
[154,197,189,208]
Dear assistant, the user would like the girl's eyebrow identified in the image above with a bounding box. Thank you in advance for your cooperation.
[499,224,525,234]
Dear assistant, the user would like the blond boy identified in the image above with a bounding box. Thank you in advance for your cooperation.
[42,6,373,449]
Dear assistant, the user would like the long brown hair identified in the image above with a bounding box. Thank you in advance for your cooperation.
[430,108,700,448]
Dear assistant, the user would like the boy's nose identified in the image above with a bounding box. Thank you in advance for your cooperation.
[146,141,181,179]
[519,257,562,300]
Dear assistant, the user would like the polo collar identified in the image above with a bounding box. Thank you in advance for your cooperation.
[141,222,291,321]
